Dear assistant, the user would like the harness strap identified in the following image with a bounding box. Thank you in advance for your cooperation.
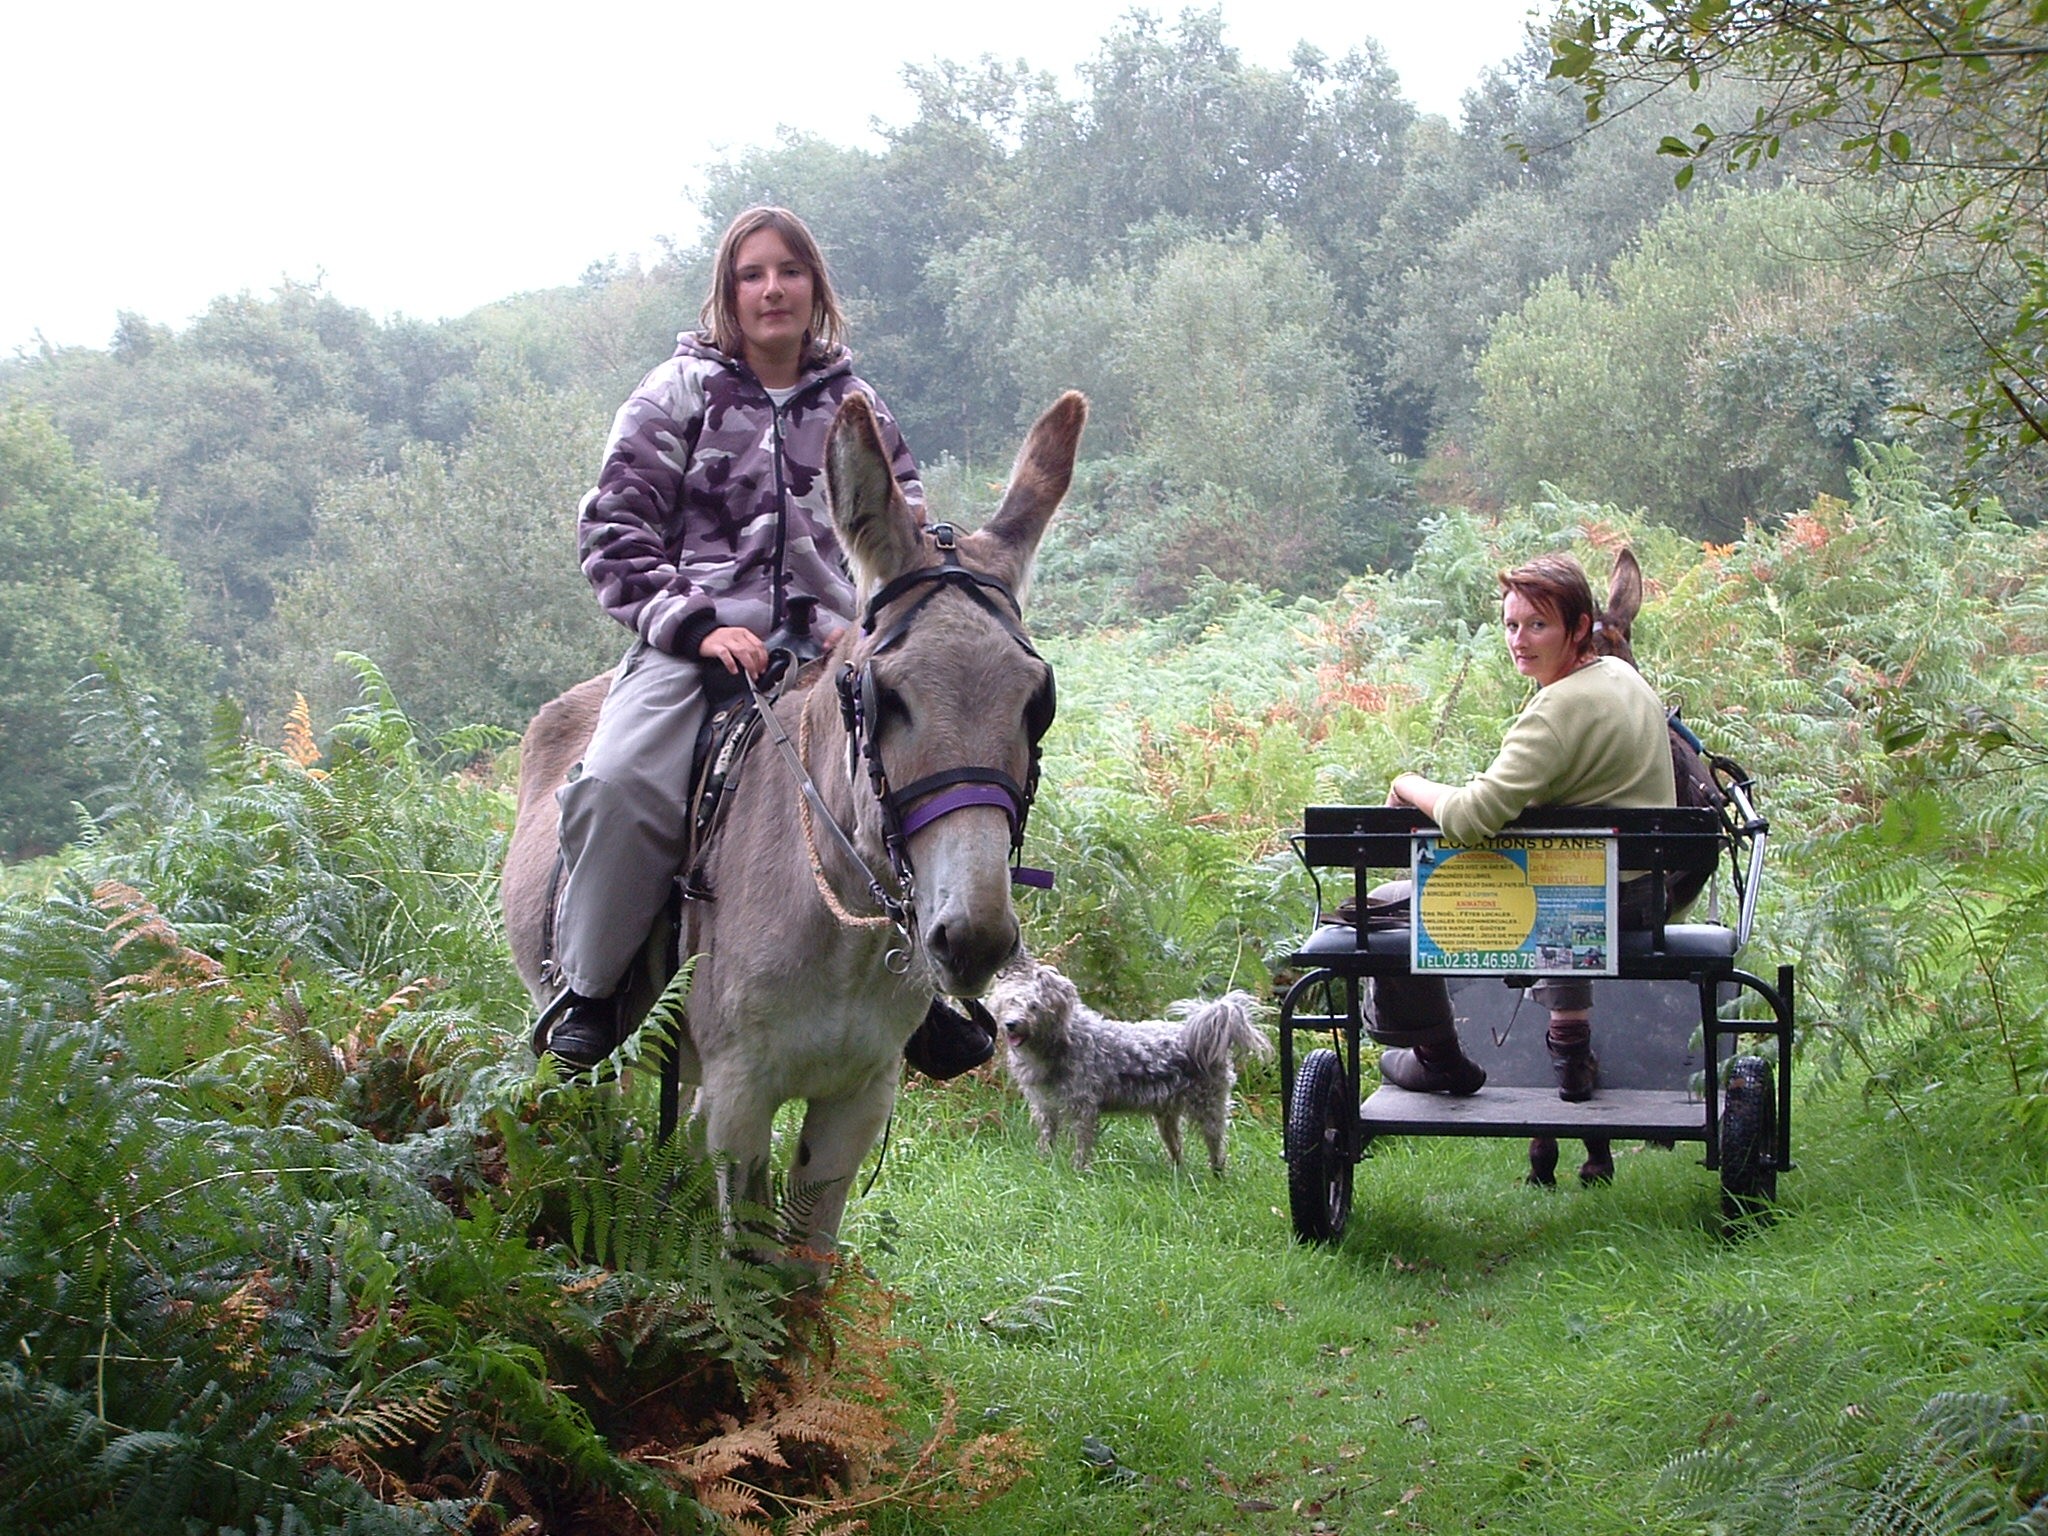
[795,707,897,931]
[538,849,566,987]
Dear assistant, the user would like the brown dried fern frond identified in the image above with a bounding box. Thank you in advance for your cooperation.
[640,1264,1033,1529]
[94,880,226,996]
[297,1385,457,1452]
[284,692,326,771]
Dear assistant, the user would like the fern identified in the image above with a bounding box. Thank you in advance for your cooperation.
[67,656,196,835]
[1889,1393,2047,1526]
[1657,1309,2048,1536]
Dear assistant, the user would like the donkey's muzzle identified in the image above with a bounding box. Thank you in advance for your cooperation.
[923,910,1020,1000]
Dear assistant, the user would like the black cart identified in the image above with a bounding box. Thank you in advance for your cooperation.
[1277,783,1794,1244]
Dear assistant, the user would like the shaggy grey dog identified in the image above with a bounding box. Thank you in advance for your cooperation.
[984,958,1271,1172]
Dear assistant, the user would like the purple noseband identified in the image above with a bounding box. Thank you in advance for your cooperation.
[895,779,1055,889]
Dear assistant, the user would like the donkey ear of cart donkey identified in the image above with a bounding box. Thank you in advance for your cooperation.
[1595,548,1644,665]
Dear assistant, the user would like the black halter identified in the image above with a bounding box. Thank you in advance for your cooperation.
[837,523,1056,901]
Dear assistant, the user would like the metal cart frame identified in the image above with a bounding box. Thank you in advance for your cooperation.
[1277,783,1794,1243]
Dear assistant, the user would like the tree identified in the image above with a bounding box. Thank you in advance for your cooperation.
[1548,0,2048,470]
[256,368,621,738]
[0,405,214,856]
[1473,187,1920,535]
[1026,231,1406,617]
[9,282,483,678]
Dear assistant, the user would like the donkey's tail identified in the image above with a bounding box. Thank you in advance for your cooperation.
[1172,990,1273,1069]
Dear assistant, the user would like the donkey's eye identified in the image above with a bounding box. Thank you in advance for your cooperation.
[874,685,911,729]
[1024,668,1057,742]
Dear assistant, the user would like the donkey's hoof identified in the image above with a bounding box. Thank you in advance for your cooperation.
[1578,1139,1615,1186]
[1527,1136,1560,1187]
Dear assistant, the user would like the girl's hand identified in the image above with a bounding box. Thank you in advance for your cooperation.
[702,626,769,678]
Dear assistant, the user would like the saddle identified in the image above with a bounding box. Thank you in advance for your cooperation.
[677,663,770,903]
[537,606,825,996]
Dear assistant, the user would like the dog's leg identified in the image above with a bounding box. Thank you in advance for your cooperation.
[1071,1106,1100,1170]
[1155,1111,1184,1168]
[1202,1111,1227,1175]
[1029,1099,1058,1157]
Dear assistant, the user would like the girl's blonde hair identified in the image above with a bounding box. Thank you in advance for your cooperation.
[700,205,847,359]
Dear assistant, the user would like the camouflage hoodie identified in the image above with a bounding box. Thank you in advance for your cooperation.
[577,331,923,658]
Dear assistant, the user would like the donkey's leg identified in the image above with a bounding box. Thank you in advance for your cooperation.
[697,1074,781,1248]
[787,1079,900,1262]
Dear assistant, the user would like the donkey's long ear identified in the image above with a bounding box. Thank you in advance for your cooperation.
[1606,547,1644,630]
[828,394,924,592]
[977,391,1088,599]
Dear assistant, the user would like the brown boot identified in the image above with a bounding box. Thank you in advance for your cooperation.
[1545,1015,1598,1103]
[1378,1034,1486,1096]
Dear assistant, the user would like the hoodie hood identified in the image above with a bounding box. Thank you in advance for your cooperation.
[673,329,852,390]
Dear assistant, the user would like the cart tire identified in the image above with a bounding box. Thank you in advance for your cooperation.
[1719,1054,1777,1228]
[1287,1048,1354,1244]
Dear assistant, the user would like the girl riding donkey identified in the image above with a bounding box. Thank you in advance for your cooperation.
[524,205,991,1079]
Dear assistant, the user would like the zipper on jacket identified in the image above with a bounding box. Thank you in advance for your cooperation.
[768,398,789,632]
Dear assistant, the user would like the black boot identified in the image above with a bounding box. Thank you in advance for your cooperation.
[905,997,996,1080]
[533,989,625,1071]
[1546,1037,1599,1102]
[1378,1030,1486,1096]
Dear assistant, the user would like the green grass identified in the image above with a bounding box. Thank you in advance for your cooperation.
[834,1065,2048,1534]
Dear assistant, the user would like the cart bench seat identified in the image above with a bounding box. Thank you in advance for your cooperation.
[1293,919,1741,965]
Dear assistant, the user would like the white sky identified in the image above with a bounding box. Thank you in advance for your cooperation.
[3,1,1545,356]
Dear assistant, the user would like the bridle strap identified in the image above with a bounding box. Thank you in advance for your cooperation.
[862,523,1040,660]
[883,766,1051,884]
[864,563,1022,634]
[889,767,1031,836]
[746,671,910,936]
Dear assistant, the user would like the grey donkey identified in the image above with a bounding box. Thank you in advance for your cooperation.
[984,957,1272,1173]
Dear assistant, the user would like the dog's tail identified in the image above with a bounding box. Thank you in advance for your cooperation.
[1171,991,1273,1070]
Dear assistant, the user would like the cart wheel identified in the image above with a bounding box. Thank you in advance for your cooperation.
[1287,1047,1354,1244]
[1719,1054,1777,1228]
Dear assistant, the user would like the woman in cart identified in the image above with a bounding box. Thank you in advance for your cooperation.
[1370,553,1676,1110]
[531,205,990,1079]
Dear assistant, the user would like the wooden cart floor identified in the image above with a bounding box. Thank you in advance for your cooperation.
[1359,1083,1708,1140]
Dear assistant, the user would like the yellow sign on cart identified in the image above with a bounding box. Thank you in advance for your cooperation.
[1411,832,1617,975]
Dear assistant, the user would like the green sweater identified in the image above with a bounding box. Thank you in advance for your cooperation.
[1434,656,1676,844]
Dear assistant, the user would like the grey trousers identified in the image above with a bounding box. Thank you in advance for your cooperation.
[552,640,711,999]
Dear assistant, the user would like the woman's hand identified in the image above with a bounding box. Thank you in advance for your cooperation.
[1387,772,1447,818]
[701,626,770,678]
